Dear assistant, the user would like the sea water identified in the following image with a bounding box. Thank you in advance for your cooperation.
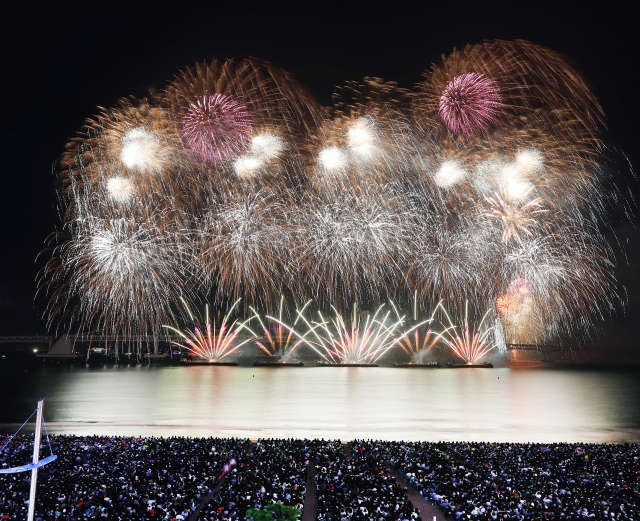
[1,365,638,442]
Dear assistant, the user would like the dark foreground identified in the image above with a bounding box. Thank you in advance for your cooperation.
[0,436,638,521]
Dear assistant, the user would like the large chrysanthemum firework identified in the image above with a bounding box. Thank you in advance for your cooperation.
[298,192,408,304]
[438,72,503,135]
[182,94,254,163]
[198,191,291,309]
[38,217,193,353]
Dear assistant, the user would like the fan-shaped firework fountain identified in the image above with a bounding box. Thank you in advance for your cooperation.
[163,299,256,363]
[390,296,443,363]
[293,304,405,365]
[437,302,499,365]
[40,42,632,356]
[250,298,313,361]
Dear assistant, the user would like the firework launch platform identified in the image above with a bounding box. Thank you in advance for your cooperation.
[181,360,239,366]
[448,362,494,368]
[316,362,379,367]
[393,362,442,368]
[253,361,304,366]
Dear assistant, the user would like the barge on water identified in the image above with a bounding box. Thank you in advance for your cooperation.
[316,362,379,367]
[182,359,238,366]
[393,362,441,368]
[448,362,494,368]
[253,360,304,367]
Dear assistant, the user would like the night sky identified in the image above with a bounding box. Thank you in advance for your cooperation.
[1,0,638,349]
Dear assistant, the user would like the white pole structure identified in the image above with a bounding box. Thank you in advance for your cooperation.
[27,396,44,521]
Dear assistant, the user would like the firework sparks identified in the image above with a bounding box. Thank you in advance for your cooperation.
[305,304,405,364]
[484,188,549,244]
[496,294,520,317]
[298,192,409,304]
[119,128,164,172]
[346,117,377,159]
[515,148,545,175]
[472,158,504,195]
[250,298,313,360]
[438,72,503,136]
[390,295,443,362]
[38,217,194,356]
[499,164,534,201]
[250,132,285,161]
[42,43,629,347]
[508,278,532,298]
[318,146,347,171]
[233,155,263,178]
[164,299,257,362]
[434,159,468,187]
[182,94,254,163]
[106,177,135,204]
[437,302,498,364]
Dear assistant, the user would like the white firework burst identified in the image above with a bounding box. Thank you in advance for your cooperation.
[434,160,467,188]
[250,132,285,161]
[346,118,377,159]
[515,148,545,174]
[499,163,534,201]
[233,155,264,178]
[119,128,163,172]
[106,177,135,204]
[318,146,347,171]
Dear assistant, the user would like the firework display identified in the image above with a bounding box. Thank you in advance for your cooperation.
[390,296,443,363]
[40,41,632,354]
[288,303,406,364]
[163,299,256,362]
[437,302,499,364]
[438,72,503,136]
[250,297,312,361]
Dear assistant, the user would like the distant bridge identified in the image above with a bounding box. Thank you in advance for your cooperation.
[0,334,184,356]
[506,344,568,353]
[67,334,182,343]
[505,343,575,362]
[0,336,53,343]
[0,336,53,348]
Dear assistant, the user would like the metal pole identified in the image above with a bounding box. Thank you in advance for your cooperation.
[27,397,44,521]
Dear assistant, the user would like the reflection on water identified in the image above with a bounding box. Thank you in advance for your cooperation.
[1,365,638,442]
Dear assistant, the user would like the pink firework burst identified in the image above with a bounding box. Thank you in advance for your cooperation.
[182,93,254,163]
[438,72,502,136]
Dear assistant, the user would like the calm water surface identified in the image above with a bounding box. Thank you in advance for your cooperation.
[1,365,638,442]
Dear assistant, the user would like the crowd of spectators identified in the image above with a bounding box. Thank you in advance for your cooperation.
[315,440,419,521]
[198,439,310,521]
[380,440,640,520]
[2,436,639,521]
[0,435,248,520]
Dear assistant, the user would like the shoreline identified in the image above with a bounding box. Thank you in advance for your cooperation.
[2,423,639,443]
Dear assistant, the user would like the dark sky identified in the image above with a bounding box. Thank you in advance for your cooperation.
[1,0,638,347]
